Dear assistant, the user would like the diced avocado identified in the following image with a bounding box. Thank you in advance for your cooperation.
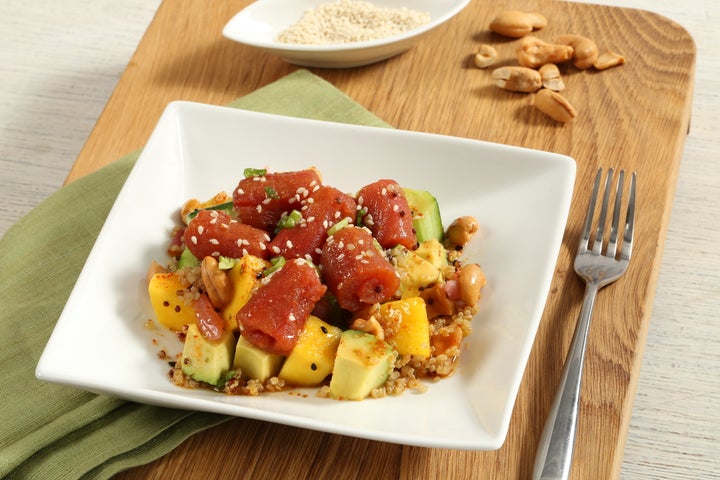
[177,247,199,269]
[329,330,397,401]
[279,316,342,387]
[181,323,235,385]
[390,245,441,298]
[402,188,444,243]
[233,335,284,382]
[414,239,448,270]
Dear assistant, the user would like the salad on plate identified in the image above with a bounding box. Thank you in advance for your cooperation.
[146,167,486,400]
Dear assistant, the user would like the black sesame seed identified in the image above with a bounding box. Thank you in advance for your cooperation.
[311,363,318,371]
[321,326,328,334]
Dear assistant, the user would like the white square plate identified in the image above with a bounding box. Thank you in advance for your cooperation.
[36,101,575,450]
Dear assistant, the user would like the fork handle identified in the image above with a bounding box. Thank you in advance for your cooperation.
[532,283,599,480]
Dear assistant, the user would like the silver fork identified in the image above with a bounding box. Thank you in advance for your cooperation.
[532,167,637,480]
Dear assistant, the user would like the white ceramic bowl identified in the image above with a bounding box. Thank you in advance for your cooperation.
[222,0,471,68]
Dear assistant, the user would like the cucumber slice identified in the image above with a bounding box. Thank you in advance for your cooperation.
[403,188,444,243]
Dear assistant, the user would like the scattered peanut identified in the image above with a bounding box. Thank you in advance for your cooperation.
[419,283,456,319]
[351,316,385,340]
[516,36,574,69]
[533,89,577,123]
[430,324,463,357]
[473,44,498,69]
[446,216,480,249]
[489,10,547,38]
[457,264,486,306]
[594,50,626,70]
[556,34,598,69]
[539,63,565,91]
[200,256,233,308]
[492,66,542,93]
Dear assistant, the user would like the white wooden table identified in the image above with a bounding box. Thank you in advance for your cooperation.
[2,0,718,477]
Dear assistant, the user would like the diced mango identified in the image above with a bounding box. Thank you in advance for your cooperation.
[279,316,342,387]
[148,272,197,331]
[377,297,431,358]
[221,255,269,331]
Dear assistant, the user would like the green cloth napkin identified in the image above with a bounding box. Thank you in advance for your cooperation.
[0,69,389,479]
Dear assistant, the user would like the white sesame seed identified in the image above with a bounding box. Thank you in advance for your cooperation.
[393,204,399,212]
[191,235,198,245]
[315,248,323,255]
[209,238,219,245]
[347,244,356,250]
[338,241,344,249]
[337,253,345,260]
[197,226,204,235]
[272,246,281,254]
[237,188,245,195]
[381,188,387,195]
[289,313,296,322]
[334,211,341,219]
[256,205,263,213]
[242,248,249,256]
[286,240,294,248]
[242,239,250,246]
[263,233,271,242]
[260,242,267,250]
[262,198,272,205]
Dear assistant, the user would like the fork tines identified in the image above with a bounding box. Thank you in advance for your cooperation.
[579,167,636,261]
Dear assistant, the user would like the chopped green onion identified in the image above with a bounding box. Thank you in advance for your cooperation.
[264,186,280,200]
[327,218,351,235]
[277,209,303,230]
[263,256,286,277]
[217,256,236,270]
[355,207,368,226]
[244,167,267,178]
[185,201,234,222]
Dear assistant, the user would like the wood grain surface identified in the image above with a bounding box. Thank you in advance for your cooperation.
[20,0,699,478]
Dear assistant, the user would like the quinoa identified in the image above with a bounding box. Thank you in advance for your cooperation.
[276,0,431,45]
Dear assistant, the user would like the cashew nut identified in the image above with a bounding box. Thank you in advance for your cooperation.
[473,44,498,69]
[489,10,547,38]
[200,256,233,308]
[539,63,565,91]
[594,50,626,70]
[556,34,598,69]
[445,216,479,249]
[457,264,486,306]
[351,316,385,340]
[533,89,577,123]
[516,36,574,69]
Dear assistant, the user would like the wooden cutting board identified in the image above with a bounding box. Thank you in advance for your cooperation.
[67,0,694,478]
